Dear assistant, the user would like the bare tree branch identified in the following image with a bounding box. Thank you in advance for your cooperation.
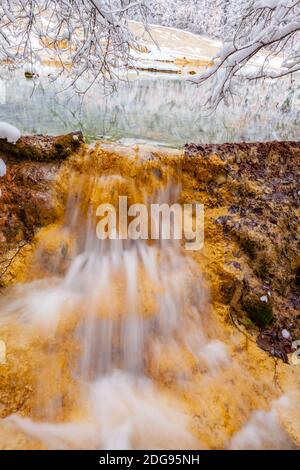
[193,0,300,107]
[0,0,148,93]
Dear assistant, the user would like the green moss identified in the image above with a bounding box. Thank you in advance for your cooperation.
[276,277,288,296]
[242,295,274,327]
[240,238,257,260]
[239,316,255,330]
[254,254,271,279]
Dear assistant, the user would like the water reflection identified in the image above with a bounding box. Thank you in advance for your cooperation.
[0,69,299,146]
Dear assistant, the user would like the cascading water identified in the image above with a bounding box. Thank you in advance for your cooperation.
[0,145,297,450]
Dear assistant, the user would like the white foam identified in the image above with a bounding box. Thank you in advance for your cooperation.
[228,396,293,450]
[7,371,198,450]
[0,280,79,333]
[200,340,231,370]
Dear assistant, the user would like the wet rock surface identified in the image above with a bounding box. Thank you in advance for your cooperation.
[184,141,300,361]
[257,328,293,364]
[0,132,83,287]
[0,137,298,361]
[0,132,83,162]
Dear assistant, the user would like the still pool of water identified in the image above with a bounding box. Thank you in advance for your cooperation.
[0,69,299,146]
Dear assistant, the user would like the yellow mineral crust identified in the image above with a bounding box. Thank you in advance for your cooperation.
[0,142,298,450]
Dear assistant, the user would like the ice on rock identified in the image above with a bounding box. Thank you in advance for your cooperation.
[0,122,21,144]
[0,159,6,177]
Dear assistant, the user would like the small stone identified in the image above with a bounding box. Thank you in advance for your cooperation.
[215,215,231,225]
[24,71,35,79]
[260,295,268,303]
[229,261,242,270]
[281,329,290,339]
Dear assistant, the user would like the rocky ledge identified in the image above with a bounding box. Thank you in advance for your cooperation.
[0,132,83,287]
[184,141,300,362]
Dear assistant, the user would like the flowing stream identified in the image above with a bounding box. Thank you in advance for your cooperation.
[0,146,298,449]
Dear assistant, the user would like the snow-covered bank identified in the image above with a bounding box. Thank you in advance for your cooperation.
[0,20,288,79]
[129,21,287,76]
[129,20,219,75]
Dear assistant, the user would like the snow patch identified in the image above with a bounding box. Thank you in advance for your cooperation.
[0,122,21,144]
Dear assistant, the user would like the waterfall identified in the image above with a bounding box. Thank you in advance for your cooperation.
[0,145,295,450]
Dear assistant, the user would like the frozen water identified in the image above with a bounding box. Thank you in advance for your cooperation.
[0,121,21,144]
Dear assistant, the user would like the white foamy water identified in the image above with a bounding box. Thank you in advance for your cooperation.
[0,180,212,448]
[6,372,198,450]
[228,397,294,450]
[0,173,296,450]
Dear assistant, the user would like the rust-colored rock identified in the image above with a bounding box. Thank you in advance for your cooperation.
[0,131,83,162]
[0,132,84,287]
[184,140,300,357]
